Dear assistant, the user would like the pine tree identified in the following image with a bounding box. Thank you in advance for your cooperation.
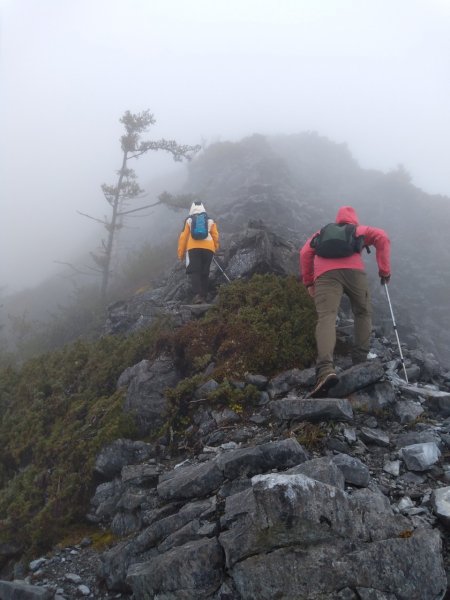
[80,110,200,302]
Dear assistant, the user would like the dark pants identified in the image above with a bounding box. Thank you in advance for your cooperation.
[187,249,213,299]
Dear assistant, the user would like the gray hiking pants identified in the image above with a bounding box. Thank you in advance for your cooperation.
[314,269,372,377]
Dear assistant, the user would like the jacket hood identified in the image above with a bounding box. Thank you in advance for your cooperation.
[189,202,206,216]
[336,206,359,225]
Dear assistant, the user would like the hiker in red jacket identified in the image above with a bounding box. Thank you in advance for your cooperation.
[300,206,391,397]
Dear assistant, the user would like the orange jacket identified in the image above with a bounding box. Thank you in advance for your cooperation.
[177,217,219,260]
[300,206,391,286]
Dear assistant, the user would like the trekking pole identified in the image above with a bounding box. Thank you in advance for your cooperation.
[213,256,232,283]
[384,284,409,383]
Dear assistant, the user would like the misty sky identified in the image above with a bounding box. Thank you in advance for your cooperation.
[1,0,450,293]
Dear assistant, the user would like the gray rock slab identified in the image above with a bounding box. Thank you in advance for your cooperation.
[157,461,224,501]
[117,359,150,389]
[349,488,405,542]
[99,538,156,592]
[401,442,441,472]
[334,528,446,600]
[230,528,446,600]
[29,558,46,572]
[0,581,54,599]
[126,538,224,599]
[88,479,124,523]
[395,430,443,449]
[394,400,424,425]
[383,460,401,476]
[120,463,160,486]
[271,397,353,422]
[142,501,184,527]
[230,545,347,599]
[111,511,141,536]
[157,518,208,554]
[220,473,366,569]
[267,368,315,398]
[395,380,450,416]
[349,382,396,413]
[94,438,155,480]
[423,390,450,417]
[432,486,450,526]
[123,354,181,436]
[331,453,370,487]
[211,408,241,427]
[134,498,216,553]
[220,488,256,529]
[285,456,346,489]
[359,427,390,447]
[215,438,308,480]
[331,361,385,398]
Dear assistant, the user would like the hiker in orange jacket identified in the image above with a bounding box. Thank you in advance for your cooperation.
[300,206,391,397]
[178,201,219,304]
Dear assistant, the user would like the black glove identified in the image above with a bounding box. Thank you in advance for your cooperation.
[380,274,391,285]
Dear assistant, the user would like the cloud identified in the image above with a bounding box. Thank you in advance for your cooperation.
[1,0,449,292]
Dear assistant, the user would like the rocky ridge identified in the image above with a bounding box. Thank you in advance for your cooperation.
[4,317,450,598]
[2,223,450,599]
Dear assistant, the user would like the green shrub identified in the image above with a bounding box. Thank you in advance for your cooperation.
[0,273,317,558]
[0,321,168,555]
[173,274,316,377]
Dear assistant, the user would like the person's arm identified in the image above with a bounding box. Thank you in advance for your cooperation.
[177,221,190,260]
[210,222,219,252]
[300,236,316,287]
[361,226,391,280]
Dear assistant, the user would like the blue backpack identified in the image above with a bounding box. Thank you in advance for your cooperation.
[190,212,209,240]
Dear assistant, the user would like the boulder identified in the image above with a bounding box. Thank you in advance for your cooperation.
[271,397,353,422]
[123,354,181,436]
[400,442,441,472]
[0,581,54,599]
[126,538,224,600]
[331,361,385,397]
[331,453,370,487]
[157,461,224,501]
[215,438,309,479]
[94,438,155,480]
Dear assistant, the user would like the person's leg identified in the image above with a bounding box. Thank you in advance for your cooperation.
[343,270,372,364]
[199,250,213,300]
[314,271,343,377]
[186,249,202,300]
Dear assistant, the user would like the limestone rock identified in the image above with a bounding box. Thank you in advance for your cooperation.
[271,397,353,422]
[401,442,441,472]
[123,354,181,436]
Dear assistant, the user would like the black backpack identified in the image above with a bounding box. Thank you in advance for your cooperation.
[190,212,209,240]
[310,223,365,258]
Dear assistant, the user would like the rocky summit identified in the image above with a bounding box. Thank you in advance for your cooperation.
[2,226,450,599]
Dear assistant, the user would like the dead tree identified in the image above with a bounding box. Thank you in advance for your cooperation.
[80,110,200,303]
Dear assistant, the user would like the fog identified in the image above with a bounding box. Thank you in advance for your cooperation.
[1,0,450,293]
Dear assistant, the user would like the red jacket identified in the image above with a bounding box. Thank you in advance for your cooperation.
[300,206,391,287]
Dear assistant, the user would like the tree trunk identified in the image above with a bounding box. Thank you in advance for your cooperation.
[100,151,128,303]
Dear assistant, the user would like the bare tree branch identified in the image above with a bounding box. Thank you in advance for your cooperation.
[117,200,163,216]
[54,261,101,276]
[77,211,108,225]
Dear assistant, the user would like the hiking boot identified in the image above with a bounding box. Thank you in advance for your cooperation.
[309,372,339,398]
